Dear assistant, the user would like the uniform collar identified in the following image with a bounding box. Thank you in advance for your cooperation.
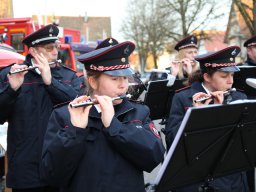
[191,81,207,93]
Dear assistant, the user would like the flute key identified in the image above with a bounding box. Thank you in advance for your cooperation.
[9,66,38,75]
[194,88,236,103]
[70,94,132,108]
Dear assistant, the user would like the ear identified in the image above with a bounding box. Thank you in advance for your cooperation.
[203,73,211,83]
[29,47,37,56]
[88,76,98,90]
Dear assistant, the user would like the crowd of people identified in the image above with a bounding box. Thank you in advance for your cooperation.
[0,24,256,192]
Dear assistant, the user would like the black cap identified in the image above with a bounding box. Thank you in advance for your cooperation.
[195,46,240,72]
[243,35,256,47]
[95,37,119,49]
[77,41,135,76]
[22,24,59,47]
[174,35,198,51]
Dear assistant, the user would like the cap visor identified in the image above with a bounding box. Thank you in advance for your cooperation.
[104,68,134,76]
[218,66,240,72]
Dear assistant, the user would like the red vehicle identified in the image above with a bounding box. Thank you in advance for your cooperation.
[0,17,82,75]
[0,34,25,68]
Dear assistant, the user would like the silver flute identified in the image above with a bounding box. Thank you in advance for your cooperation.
[9,59,62,75]
[194,88,236,103]
[70,94,132,108]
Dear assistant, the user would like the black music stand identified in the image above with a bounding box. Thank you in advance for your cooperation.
[144,79,185,121]
[233,66,256,98]
[148,101,256,192]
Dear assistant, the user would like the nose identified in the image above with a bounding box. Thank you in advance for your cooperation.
[227,74,234,84]
[119,78,128,88]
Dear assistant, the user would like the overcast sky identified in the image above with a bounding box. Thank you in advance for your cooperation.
[12,0,129,41]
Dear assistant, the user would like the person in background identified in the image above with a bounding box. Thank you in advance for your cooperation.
[0,24,80,192]
[243,35,256,66]
[40,40,165,192]
[167,35,200,86]
[165,46,248,192]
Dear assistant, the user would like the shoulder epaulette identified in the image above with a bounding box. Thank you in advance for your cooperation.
[61,65,77,73]
[175,85,191,93]
[53,100,71,108]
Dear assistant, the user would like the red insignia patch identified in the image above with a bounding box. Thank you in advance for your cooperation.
[149,123,160,139]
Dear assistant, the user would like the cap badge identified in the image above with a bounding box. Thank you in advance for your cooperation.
[230,57,234,61]
[121,58,126,62]
[124,45,131,55]
[108,38,113,44]
[231,49,237,55]
[49,27,53,33]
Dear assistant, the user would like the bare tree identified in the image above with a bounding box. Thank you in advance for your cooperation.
[162,0,226,40]
[121,0,228,72]
[121,0,173,71]
[233,0,256,36]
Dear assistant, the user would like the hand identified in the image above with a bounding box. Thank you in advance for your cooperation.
[94,95,114,128]
[7,64,28,91]
[30,50,52,85]
[210,91,224,104]
[170,60,179,77]
[181,58,193,74]
[192,92,212,106]
[68,96,92,128]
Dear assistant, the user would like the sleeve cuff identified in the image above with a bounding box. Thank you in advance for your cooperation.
[103,117,122,136]
[7,86,21,98]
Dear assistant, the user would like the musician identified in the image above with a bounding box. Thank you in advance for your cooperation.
[167,35,200,86]
[78,37,119,95]
[243,35,256,66]
[0,24,80,192]
[165,46,248,191]
[40,40,165,192]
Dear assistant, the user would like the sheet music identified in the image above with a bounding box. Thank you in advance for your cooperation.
[153,104,222,186]
[154,107,192,185]
[229,99,256,104]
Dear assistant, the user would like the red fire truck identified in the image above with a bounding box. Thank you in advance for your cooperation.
[0,17,83,75]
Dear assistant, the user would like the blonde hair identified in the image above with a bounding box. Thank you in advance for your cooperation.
[175,49,199,79]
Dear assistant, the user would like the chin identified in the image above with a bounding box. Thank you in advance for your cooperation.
[113,100,123,105]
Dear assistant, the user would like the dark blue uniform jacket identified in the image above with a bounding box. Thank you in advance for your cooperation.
[41,98,165,192]
[0,55,81,188]
[165,81,248,192]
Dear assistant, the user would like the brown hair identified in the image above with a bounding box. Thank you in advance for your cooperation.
[188,68,217,84]
[84,70,102,95]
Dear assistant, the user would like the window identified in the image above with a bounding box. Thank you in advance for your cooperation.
[11,33,24,52]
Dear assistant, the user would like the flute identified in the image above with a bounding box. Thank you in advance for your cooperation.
[70,94,132,108]
[194,88,236,103]
[9,59,62,75]
[172,60,197,65]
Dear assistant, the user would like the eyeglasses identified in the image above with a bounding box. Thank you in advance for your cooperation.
[36,43,61,52]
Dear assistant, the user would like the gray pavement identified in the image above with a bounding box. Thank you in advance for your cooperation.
[144,120,167,185]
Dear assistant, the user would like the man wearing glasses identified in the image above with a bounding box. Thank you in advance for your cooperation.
[0,24,80,192]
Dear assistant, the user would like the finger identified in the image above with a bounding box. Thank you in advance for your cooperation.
[70,95,91,106]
